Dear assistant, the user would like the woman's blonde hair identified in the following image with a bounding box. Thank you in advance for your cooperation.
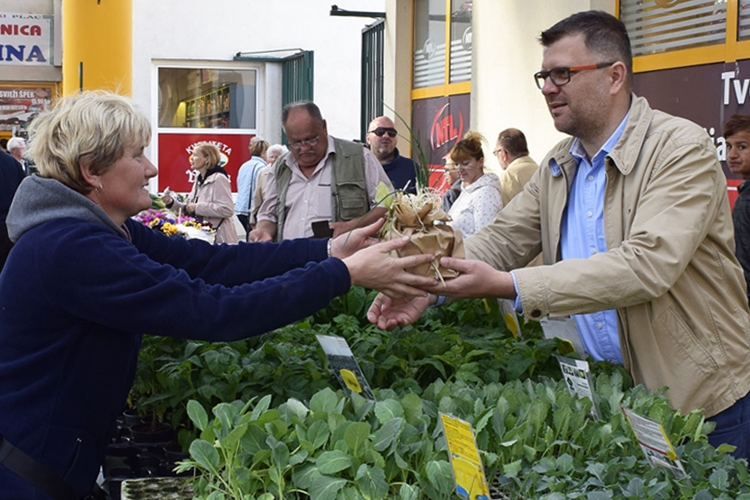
[250,138,270,157]
[193,142,221,167]
[27,90,151,194]
[450,131,486,164]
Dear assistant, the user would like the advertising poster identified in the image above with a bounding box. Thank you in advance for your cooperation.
[0,85,53,132]
[157,133,253,193]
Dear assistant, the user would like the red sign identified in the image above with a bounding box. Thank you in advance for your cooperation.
[157,133,253,192]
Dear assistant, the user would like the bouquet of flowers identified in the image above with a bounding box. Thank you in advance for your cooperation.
[378,183,464,284]
[132,208,216,244]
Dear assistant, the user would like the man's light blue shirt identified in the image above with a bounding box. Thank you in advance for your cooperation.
[511,112,629,364]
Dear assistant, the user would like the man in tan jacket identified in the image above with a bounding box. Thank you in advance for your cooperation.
[493,128,539,207]
[368,10,750,458]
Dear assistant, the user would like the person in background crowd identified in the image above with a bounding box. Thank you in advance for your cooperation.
[0,149,25,270]
[250,102,393,242]
[0,90,437,500]
[724,114,750,306]
[249,144,287,229]
[7,137,28,175]
[0,138,8,152]
[365,116,418,194]
[440,152,462,212]
[162,142,239,244]
[368,10,750,459]
[235,137,269,238]
[493,128,539,207]
[446,131,503,238]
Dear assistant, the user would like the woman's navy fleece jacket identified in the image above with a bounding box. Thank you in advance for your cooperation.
[0,176,351,499]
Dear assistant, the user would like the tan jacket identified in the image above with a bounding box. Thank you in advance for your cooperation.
[171,172,238,244]
[466,95,750,417]
[499,155,539,207]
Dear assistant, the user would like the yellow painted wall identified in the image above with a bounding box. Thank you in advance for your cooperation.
[62,0,132,95]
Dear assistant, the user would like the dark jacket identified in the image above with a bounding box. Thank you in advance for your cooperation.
[381,148,418,195]
[733,178,750,306]
[0,151,25,223]
[0,176,351,499]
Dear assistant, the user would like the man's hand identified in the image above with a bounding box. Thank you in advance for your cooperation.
[423,257,517,300]
[248,220,277,243]
[367,293,431,330]
[342,237,436,298]
[330,219,357,238]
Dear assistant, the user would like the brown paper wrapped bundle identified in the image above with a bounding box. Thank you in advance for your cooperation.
[382,190,465,283]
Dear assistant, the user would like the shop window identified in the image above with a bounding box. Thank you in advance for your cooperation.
[413,0,447,89]
[157,67,257,129]
[621,0,726,57]
[449,0,472,84]
[740,0,750,40]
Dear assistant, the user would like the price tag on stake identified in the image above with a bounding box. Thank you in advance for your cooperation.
[316,334,375,400]
[439,413,490,500]
[621,407,688,479]
[555,356,600,420]
[540,317,587,358]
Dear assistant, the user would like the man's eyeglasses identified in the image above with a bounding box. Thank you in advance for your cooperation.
[368,127,397,138]
[534,62,616,89]
[492,148,503,156]
[288,135,320,151]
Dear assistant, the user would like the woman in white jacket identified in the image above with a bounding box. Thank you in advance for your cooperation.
[447,131,503,238]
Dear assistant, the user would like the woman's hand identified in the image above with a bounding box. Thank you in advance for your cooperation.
[366,293,431,330]
[329,218,385,260]
[161,194,173,208]
[342,237,436,299]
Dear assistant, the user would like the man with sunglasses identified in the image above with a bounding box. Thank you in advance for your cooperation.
[366,116,418,195]
[369,10,750,458]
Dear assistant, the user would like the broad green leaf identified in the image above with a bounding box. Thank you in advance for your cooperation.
[289,449,309,466]
[401,393,423,426]
[374,399,404,424]
[271,439,290,470]
[292,463,322,489]
[310,388,340,414]
[240,424,269,455]
[316,450,354,474]
[283,397,309,421]
[344,422,371,457]
[355,464,388,500]
[425,460,454,496]
[398,483,420,500]
[250,394,273,421]
[503,459,522,478]
[206,491,225,500]
[221,422,247,452]
[309,475,347,500]
[187,400,208,431]
[587,492,613,500]
[709,468,730,490]
[372,417,402,452]
[189,439,220,473]
[213,403,236,439]
[307,419,332,450]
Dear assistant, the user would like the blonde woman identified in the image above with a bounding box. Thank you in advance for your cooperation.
[162,142,239,244]
[0,90,437,498]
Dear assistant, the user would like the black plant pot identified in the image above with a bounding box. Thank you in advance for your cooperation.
[129,423,173,445]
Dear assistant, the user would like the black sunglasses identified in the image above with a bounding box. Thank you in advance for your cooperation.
[369,127,397,138]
